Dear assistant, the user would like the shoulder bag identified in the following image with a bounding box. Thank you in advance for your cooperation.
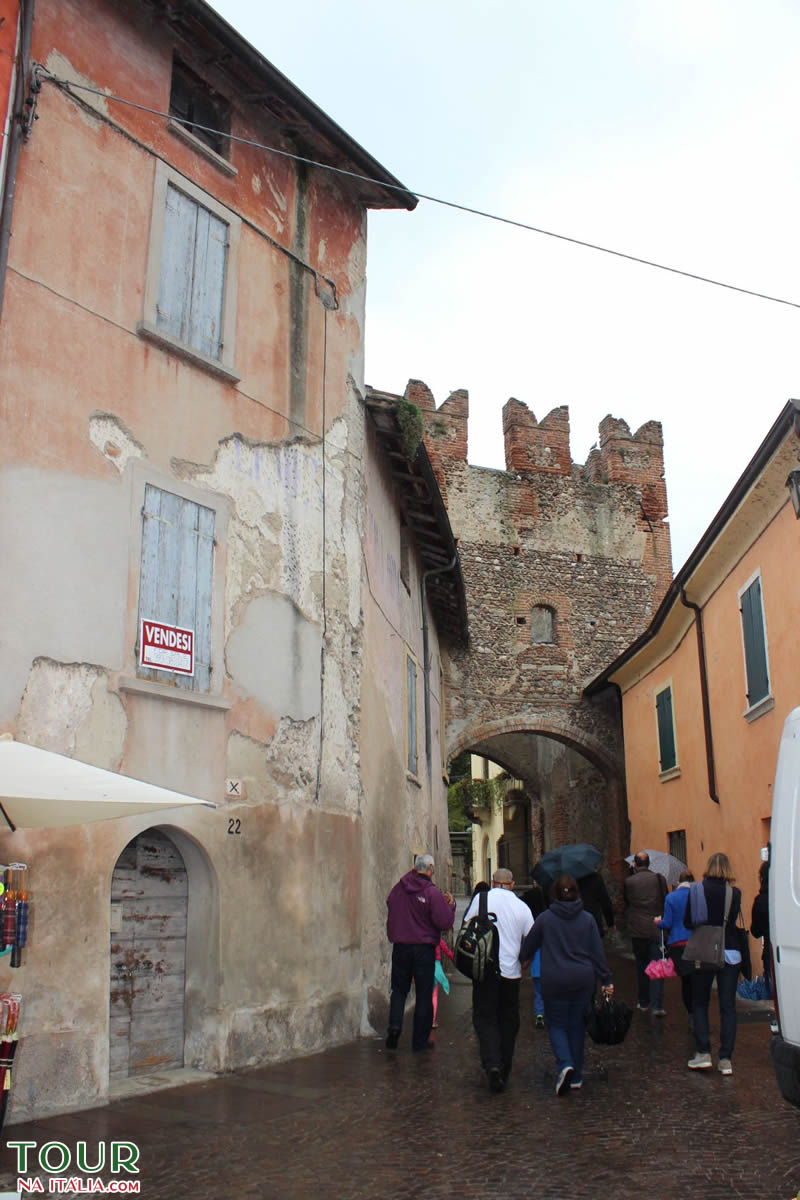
[682,884,732,971]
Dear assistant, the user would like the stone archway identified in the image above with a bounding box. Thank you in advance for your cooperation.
[449,706,629,908]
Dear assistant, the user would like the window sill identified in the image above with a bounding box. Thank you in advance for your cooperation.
[406,771,422,789]
[118,675,231,711]
[744,694,775,723]
[658,766,681,782]
[137,321,241,383]
[167,118,238,176]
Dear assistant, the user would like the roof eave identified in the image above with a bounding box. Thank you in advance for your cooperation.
[157,0,417,211]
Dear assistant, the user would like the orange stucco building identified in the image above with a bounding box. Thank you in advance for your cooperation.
[588,401,800,957]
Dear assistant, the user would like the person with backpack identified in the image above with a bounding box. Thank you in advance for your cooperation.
[385,853,456,1052]
[463,867,533,1093]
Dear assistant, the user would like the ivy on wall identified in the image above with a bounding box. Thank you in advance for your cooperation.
[448,773,509,825]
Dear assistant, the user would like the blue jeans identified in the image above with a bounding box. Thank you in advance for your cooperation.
[692,962,739,1058]
[388,943,435,1050]
[543,989,593,1083]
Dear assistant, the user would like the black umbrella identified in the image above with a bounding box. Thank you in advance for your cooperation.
[533,843,602,889]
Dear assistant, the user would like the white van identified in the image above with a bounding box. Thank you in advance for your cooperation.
[769,706,800,1108]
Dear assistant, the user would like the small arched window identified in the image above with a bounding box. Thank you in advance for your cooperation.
[530,605,555,644]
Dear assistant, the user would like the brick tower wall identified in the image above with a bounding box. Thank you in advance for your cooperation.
[415,386,673,742]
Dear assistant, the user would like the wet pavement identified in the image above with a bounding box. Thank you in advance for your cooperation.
[1,951,798,1200]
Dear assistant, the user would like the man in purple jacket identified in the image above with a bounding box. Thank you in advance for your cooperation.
[385,853,456,1052]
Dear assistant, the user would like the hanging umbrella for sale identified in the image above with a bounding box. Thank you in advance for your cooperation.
[625,849,687,888]
[533,843,603,889]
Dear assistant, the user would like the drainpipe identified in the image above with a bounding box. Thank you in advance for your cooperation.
[0,0,35,323]
[680,588,719,804]
[420,554,458,777]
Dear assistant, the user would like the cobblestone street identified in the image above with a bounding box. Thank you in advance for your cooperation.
[1,953,798,1200]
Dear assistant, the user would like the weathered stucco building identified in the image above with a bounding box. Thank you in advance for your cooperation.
[0,0,466,1122]
[371,381,673,899]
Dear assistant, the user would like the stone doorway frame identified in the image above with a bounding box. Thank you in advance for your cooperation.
[106,822,221,1079]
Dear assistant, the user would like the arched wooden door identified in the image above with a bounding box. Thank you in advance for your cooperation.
[109,829,188,1079]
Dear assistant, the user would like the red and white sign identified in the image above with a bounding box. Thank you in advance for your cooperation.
[140,619,194,676]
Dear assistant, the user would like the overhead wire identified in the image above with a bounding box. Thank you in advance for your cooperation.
[38,67,800,312]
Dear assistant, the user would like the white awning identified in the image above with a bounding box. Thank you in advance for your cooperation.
[0,741,215,831]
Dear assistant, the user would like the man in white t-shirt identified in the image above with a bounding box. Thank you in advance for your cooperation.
[464,867,533,1093]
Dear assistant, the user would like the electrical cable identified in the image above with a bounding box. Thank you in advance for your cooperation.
[39,68,800,312]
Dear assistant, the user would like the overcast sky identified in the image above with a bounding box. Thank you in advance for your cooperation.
[209,0,800,571]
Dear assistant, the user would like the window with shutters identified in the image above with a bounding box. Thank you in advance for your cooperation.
[169,58,231,158]
[655,683,678,776]
[137,485,215,693]
[668,829,687,865]
[139,161,241,379]
[405,648,420,778]
[738,572,771,714]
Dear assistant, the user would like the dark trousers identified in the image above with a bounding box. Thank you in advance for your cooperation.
[388,943,435,1050]
[667,944,693,1014]
[631,936,663,1009]
[544,988,593,1083]
[692,962,739,1058]
[472,974,521,1079]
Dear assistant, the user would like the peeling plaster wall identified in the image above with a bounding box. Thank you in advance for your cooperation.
[359,420,452,1033]
[0,0,385,1121]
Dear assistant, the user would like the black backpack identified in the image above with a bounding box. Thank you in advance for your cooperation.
[454,888,500,982]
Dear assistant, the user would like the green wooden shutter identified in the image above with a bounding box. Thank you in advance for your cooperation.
[741,578,769,705]
[656,686,676,771]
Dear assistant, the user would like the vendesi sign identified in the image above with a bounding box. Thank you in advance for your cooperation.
[139,619,194,676]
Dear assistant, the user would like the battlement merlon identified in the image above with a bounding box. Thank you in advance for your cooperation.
[598,414,667,520]
[503,400,571,475]
[407,380,469,464]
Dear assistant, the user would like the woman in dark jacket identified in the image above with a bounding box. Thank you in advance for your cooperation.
[520,875,613,1095]
[685,852,742,1075]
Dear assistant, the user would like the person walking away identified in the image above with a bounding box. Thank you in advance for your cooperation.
[385,854,456,1052]
[577,871,616,939]
[685,852,742,1075]
[624,851,668,1015]
[464,867,533,1093]
[655,870,694,1025]
[750,861,772,999]
[432,935,454,1027]
[521,874,613,1094]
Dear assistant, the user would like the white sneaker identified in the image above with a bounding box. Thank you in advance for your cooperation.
[555,1066,573,1095]
[718,1058,733,1075]
[688,1052,712,1070]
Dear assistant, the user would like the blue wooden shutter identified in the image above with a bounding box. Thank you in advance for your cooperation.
[138,485,215,692]
[157,184,227,360]
[741,578,769,705]
[656,686,676,771]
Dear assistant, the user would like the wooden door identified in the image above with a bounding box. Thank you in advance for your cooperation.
[109,830,188,1079]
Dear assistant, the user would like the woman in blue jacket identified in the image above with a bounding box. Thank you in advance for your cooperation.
[655,870,694,1022]
[520,875,613,1095]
